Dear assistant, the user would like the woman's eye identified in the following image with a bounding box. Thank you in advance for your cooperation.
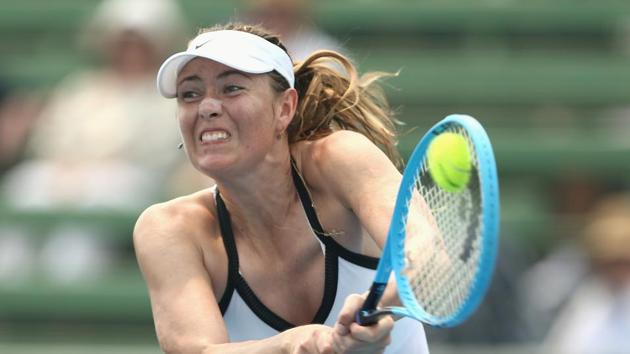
[224,85,243,94]
[178,90,199,101]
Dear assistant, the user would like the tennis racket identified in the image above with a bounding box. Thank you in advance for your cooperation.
[356,114,500,328]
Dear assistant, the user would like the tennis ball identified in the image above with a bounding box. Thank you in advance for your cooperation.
[427,132,472,193]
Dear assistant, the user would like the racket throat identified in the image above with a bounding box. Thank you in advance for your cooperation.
[364,282,387,309]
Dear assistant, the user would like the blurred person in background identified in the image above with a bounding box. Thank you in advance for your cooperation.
[0,79,43,284]
[2,0,196,209]
[241,0,346,62]
[540,192,630,354]
[0,0,206,284]
[0,79,42,176]
[517,176,617,342]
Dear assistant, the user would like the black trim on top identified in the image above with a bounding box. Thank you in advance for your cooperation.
[330,244,379,270]
[214,166,339,331]
[232,240,339,332]
[290,159,380,270]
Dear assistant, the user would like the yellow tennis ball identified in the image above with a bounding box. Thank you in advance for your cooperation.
[427,132,472,192]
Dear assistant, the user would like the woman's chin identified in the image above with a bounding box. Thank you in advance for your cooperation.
[193,154,243,177]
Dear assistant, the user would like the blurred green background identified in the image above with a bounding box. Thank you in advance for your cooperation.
[1,0,630,353]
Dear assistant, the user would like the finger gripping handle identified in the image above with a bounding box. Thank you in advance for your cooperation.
[356,308,393,326]
[356,309,379,326]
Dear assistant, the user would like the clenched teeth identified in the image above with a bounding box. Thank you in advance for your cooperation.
[201,131,230,142]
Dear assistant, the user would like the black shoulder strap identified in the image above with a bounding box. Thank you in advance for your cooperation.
[290,158,379,269]
[290,158,330,242]
[215,191,239,314]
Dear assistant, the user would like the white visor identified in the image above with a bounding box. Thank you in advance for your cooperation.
[157,30,294,98]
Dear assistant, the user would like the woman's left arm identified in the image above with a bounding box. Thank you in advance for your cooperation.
[314,130,403,248]
[310,130,405,306]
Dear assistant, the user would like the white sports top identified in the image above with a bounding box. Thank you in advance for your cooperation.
[214,162,429,354]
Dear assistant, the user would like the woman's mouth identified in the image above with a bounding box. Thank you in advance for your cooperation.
[200,130,231,143]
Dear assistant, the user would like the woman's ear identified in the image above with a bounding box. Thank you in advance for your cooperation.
[274,88,298,134]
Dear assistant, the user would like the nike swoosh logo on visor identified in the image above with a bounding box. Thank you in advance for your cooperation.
[195,39,212,49]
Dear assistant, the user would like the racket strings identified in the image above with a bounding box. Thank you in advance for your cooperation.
[403,126,484,319]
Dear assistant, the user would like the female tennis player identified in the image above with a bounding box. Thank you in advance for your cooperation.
[134,23,429,354]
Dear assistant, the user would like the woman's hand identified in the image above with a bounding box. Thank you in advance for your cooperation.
[285,293,394,354]
[283,324,334,354]
[328,293,393,354]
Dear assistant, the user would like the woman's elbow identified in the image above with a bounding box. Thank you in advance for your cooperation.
[158,334,214,354]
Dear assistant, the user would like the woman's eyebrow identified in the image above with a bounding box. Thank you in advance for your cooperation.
[217,70,253,81]
[177,74,201,86]
[176,70,252,88]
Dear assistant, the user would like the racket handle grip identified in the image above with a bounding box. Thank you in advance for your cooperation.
[356,282,387,326]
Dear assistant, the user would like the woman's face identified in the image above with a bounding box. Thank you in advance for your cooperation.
[175,57,294,176]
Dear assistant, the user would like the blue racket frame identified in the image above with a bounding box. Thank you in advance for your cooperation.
[357,114,500,327]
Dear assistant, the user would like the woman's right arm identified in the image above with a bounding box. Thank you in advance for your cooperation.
[134,201,232,352]
[133,201,302,353]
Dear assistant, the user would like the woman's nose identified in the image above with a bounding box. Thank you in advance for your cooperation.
[199,96,222,119]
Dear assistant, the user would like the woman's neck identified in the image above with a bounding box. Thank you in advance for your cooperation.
[214,154,299,242]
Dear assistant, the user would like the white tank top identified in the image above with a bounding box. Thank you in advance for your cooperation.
[213,162,429,354]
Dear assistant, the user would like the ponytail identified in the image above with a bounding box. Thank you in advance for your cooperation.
[290,51,403,168]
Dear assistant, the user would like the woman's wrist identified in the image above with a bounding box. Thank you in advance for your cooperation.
[277,328,296,354]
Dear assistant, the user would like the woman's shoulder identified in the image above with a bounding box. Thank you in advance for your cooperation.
[294,130,388,181]
[133,187,229,299]
[296,129,372,161]
[308,130,375,155]
[134,187,219,245]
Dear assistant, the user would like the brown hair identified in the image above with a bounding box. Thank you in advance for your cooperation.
[199,23,403,168]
